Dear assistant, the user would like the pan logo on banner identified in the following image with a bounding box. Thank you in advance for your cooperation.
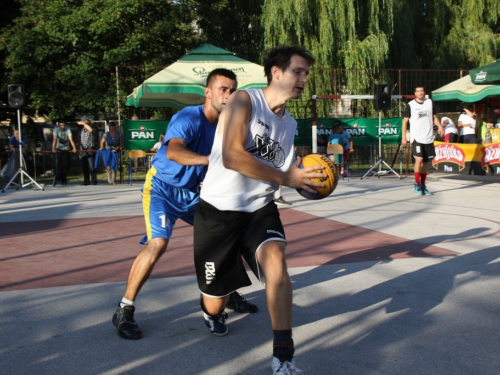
[123,119,169,150]
[130,126,156,140]
[433,144,466,171]
[378,122,398,135]
[348,123,366,136]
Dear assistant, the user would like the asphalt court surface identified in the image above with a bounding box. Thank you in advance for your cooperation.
[1,173,499,374]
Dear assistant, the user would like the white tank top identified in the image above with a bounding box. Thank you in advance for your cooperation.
[201,89,297,212]
[408,98,435,144]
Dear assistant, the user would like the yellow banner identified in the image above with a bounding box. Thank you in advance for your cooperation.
[433,141,500,175]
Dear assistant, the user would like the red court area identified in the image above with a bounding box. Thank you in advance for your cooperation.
[0,209,456,292]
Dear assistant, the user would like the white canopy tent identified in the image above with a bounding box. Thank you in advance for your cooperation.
[125,44,267,109]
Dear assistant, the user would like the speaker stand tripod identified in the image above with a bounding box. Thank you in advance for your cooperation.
[361,111,403,180]
[2,109,44,192]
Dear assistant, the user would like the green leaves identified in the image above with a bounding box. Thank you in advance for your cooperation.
[1,0,499,120]
[1,0,198,119]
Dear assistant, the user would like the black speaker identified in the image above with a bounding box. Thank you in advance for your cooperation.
[8,84,26,109]
[374,83,391,110]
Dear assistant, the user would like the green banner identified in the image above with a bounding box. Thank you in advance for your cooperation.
[295,117,403,146]
[123,119,169,150]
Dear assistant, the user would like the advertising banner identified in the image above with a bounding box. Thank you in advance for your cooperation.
[432,141,500,176]
[123,119,169,150]
[295,117,403,147]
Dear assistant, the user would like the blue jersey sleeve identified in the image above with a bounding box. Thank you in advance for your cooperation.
[164,108,199,147]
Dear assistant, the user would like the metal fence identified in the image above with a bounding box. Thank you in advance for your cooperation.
[118,66,469,120]
[286,68,468,120]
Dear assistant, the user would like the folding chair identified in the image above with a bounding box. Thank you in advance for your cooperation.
[327,143,349,181]
[128,150,147,184]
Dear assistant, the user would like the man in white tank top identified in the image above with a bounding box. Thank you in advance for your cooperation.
[194,46,325,375]
[402,86,444,196]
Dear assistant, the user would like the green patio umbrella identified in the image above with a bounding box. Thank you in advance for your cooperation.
[432,74,500,102]
[469,59,500,85]
[126,44,267,109]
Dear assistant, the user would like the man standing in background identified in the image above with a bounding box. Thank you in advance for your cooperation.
[78,119,97,185]
[402,85,444,196]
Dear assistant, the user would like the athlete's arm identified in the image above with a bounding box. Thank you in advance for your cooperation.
[220,90,325,193]
[402,104,411,146]
[166,138,209,166]
[434,115,444,137]
[402,117,409,146]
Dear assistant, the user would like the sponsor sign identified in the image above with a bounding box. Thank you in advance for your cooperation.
[481,144,500,168]
[474,71,487,83]
[192,66,247,78]
[433,143,466,171]
[433,141,500,176]
[295,117,403,147]
[123,119,169,150]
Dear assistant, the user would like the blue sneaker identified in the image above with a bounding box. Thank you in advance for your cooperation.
[414,183,423,196]
[421,184,432,195]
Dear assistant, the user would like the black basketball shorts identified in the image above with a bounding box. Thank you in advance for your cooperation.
[411,141,436,162]
[193,199,286,297]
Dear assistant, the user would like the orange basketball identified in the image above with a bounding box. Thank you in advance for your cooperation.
[296,154,338,200]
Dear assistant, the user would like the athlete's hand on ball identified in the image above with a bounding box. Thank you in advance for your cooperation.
[295,154,339,200]
[283,157,327,194]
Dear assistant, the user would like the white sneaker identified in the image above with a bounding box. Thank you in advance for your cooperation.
[272,357,304,374]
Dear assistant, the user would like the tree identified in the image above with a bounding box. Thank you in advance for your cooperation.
[436,0,500,69]
[0,0,199,120]
[194,0,265,64]
[260,0,394,117]
[0,0,21,107]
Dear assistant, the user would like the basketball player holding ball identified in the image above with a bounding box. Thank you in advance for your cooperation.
[193,46,324,375]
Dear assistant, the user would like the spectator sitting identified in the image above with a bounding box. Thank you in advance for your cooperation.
[338,123,353,177]
[327,123,342,165]
[9,129,28,155]
[317,134,328,155]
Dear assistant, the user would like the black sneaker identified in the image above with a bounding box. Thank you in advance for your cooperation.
[226,292,258,313]
[274,197,291,206]
[203,311,228,337]
[112,305,142,340]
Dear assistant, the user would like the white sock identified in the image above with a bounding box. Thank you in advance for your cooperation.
[120,297,134,308]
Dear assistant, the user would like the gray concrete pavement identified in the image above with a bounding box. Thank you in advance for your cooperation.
[1,174,499,375]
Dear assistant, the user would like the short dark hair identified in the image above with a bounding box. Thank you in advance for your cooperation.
[263,45,315,84]
[206,68,237,88]
[415,85,425,91]
[109,122,116,126]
